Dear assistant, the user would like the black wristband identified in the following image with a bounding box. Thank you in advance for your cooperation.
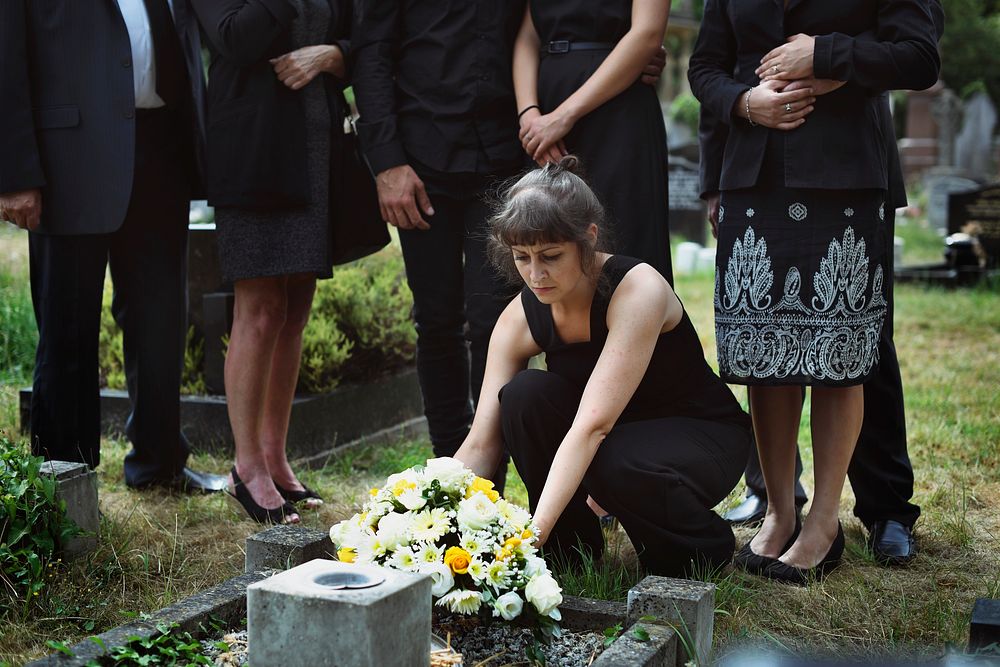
[517,104,540,122]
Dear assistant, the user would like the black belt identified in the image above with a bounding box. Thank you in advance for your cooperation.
[544,40,615,55]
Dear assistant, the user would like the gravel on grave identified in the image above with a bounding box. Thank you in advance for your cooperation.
[199,618,606,667]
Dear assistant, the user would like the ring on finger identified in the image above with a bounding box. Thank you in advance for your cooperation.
[784,103,793,114]
[772,65,779,74]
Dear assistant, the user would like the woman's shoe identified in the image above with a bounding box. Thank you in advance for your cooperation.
[274,481,324,507]
[734,515,802,575]
[764,521,845,586]
[229,467,298,524]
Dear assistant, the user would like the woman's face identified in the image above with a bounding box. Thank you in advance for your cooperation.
[511,240,587,305]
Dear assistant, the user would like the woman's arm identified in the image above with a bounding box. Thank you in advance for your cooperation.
[454,298,541,479]
[512,8,565,165]
[531,266,681,544]
[519,0,671,161]
[189,0,298,66]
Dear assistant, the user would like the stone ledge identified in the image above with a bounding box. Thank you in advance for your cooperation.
[559,595,627,632]
[592,622,677,667]
[245,525,334,573]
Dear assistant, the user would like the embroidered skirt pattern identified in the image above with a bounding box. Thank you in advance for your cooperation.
[714,187,888,387]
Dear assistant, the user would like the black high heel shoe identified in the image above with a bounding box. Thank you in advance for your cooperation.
[734,515,802,575]
[764,521,845,586]
[274,481,324,507]
[229,467,298,524]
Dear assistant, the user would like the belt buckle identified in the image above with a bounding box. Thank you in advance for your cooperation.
[547,40,570,54]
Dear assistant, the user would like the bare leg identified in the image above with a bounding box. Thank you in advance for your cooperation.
[225,276,299,523]
[261,274,320,506]
[748,385,802,557]
[781,384,864,568]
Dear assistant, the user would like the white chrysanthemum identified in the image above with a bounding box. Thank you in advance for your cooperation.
[495,499,532,531]
[436,589,483,614]
[466,557,488,583]
[365,500,394,522]
[420,561,455,597]
[522,555,548,579]
[329,516,357,546]
[459,531,492,555]
[486,559,512,588]
[525,573,562,616]
[376,511,411,549]
[396,487,427,511]
[369,537,389,558]
[416,542,443,565]
[411,507,451,542]
[493,591,524,621]
[388,546,420,572]
[457,492,498,531]
[424,457,474,493]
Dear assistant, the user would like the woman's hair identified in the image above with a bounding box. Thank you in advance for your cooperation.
[487,155,612,285]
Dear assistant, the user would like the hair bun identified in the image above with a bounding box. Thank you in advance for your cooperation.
[556,154,581,174]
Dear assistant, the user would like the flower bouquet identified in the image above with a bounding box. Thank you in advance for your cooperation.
[329,457,562,636]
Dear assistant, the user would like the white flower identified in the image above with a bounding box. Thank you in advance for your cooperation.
[376,511,411,549]
[386,469,425,499]
[436,589,483,614]
[525,574,562,616]
[466,557,488,583]
[493,591,524,621]
[388,546,420,572]
[522,555,548,579]
[416,542,443,565]
[421,561,455,597]
[457,492,498,531]
[424,457,473,493]
[459,531,492,555]
[486,559,512,589]
[396,487,427,511]
[495,500,531,531]
[410,507,450,542]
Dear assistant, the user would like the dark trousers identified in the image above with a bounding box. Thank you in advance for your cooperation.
[397,182,513,487]
[742,211,920,528]
[29,109,191,486]
[501,369,752,577]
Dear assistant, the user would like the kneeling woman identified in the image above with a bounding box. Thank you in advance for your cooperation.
[455,157,752,576]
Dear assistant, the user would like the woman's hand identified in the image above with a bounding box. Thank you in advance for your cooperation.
[270,44,345,90]
[738,79,815,131]
[519,109,570,165]
[757,33,815,81]
[781,77,846,97]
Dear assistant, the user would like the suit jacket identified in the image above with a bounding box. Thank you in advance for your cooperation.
[688,0,940,194]
[0,0,207,235]
[190,0,351,209]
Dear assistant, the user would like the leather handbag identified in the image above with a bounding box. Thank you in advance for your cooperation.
[329,98,390,265]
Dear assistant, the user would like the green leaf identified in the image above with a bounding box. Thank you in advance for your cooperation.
[45,640,73,656]
[631,626,650,642]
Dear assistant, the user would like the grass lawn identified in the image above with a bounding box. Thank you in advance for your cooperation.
[1,223,998,665]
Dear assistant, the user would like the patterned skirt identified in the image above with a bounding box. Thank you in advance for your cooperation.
[714,187,888,387]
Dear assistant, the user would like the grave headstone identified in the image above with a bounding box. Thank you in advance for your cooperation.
[931,87,964,168]
[245,525,334,573]
[627,576,714,667]
[247,559,430,667]
[969,598,1000,655]
[955,91,998,179]
[925,172,979,233]
[668,155,708,245]
[40,461,98,558]
[948,182,1000,267]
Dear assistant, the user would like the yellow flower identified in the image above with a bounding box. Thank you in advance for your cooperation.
[444,546,472,574]
[503,536,522,550]
[392,479,417,496]
[369,487,380,497]
[521,529,533,540]
[466,477,500,502]
[495,547,514,561]
[337,547,357,563]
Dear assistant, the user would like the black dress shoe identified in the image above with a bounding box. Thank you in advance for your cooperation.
[724,492,768,526]
[156,467,227,494]
[764,521,845,586]
[867,520,916,566]
[734,515,802,575]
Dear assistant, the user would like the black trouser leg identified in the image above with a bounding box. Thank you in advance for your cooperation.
[116,110,191,486]
[500,370,603,566]
[28,232,110,468]
[849,212,919,528]
[743,389,809,505]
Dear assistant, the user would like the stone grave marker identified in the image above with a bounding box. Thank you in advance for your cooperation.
[40,461,98,557]
[926,173,979,234]
[969,598,1000,655]
[668,155,708,246]
[955,91,997,179]
[948,182,1000,267]
[627,576,714,667]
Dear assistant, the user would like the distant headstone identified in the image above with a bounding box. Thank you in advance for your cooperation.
[931,87,964,168]
[949,182,1000,267]
[925,172,979,233]
[955,92,998,179]
[668,155,707,245]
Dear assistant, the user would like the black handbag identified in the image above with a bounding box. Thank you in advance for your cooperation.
[329,98,390,265]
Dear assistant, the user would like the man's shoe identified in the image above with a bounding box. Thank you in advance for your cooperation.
[724,492,767,526]
[130,467,228,494]
[867,520,916,566]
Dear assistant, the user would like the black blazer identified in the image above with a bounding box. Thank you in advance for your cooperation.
[688,0,940,193]
[0,0,206,235]
[190,0,351,209]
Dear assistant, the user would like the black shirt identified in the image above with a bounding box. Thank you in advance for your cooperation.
[521,255,752,430]
[352,0,526,177]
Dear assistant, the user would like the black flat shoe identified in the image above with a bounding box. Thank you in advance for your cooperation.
[724,492,768,526]
[867,520,916,566]
[274,481,324,507]
[764,521,845,586]
[229,467,298,524]
[734,515,802,575]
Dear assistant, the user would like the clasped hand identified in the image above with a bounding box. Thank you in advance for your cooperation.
[0,189,42,231]
[519,109,570,166]
[270,44,345,90]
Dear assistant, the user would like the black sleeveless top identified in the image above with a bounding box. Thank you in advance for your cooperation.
[520,255,751,429]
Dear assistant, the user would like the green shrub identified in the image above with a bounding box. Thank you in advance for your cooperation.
[669,93,701,136]
[0,436,80,618]
[0,269,37,385]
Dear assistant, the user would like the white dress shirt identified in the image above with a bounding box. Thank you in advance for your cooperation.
[118,0,175,109]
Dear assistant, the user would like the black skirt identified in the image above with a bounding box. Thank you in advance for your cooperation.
[714,186,888,387]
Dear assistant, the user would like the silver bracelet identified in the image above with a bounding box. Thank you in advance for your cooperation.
[746,86,757,127]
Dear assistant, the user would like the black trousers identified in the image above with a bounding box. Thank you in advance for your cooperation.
[397,178,513,487]
[29,109,191,487]
[741,210,920,528]
[501,369,752,577]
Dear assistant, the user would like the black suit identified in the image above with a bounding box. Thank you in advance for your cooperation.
[693,0,945,529]
[0,0,205,485]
